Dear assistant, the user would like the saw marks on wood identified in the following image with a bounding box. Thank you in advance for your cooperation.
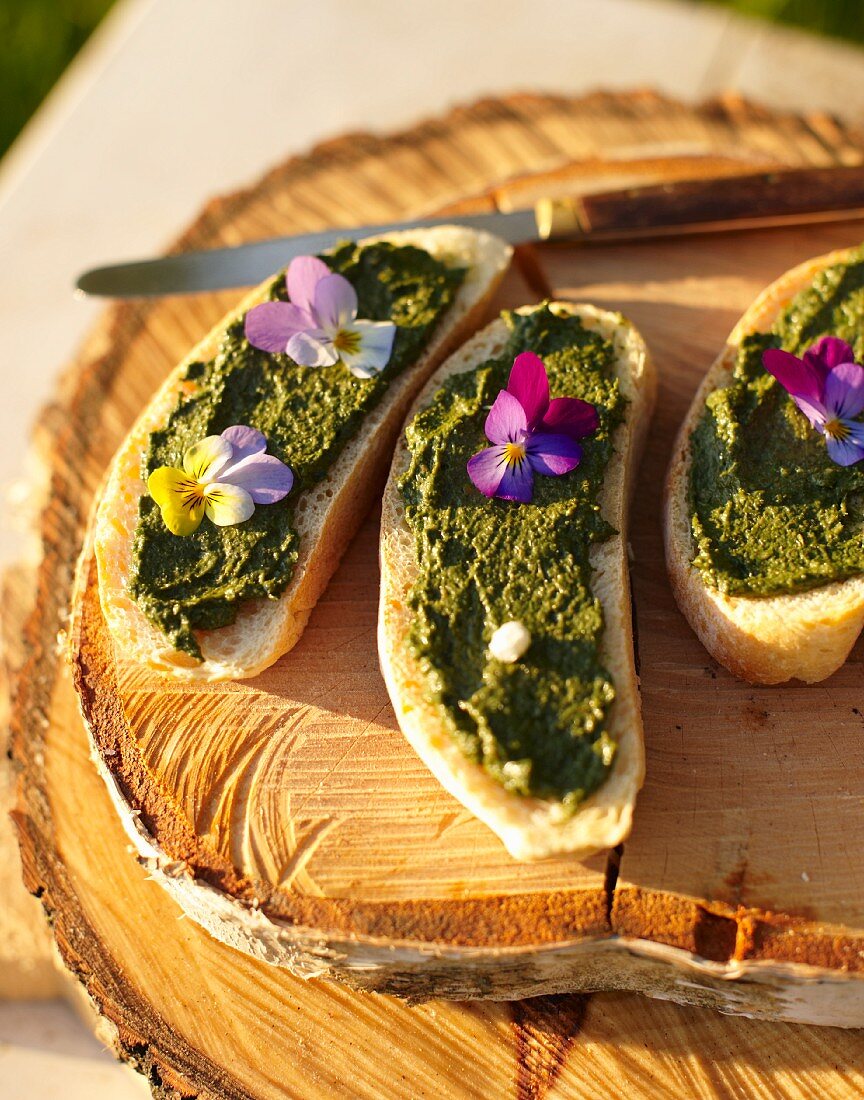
[63,92,864,978]
[21,664,864,1099]
[112,503,611,904]
[540,226,864,940]
[74,221,864,970]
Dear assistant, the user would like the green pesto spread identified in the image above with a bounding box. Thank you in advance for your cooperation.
[399,305,627,805]
[690,244,864,596]
[130,241,466,658]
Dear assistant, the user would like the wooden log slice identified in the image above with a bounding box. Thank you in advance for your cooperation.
[9,95,864,1094]
[14,655,864,1098]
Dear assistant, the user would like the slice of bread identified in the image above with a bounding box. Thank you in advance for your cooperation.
[665,246,864,686]
[94,227,511,681]
[378,303,655,861]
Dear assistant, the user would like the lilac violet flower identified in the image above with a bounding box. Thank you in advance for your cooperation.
[147,425,294,536]
[244,255,396,378]
[467,352,599,503]
[763,336,864,466]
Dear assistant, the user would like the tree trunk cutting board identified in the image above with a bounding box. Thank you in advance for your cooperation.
[10,91,864,1095]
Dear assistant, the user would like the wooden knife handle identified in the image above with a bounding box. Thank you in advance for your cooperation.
[535,164,864,239]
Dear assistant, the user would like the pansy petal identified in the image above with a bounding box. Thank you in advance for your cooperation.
[182,435,233,480]
[218,454,294,504]
[147,466,189,507]
[847,419,864,445]
[763,349,825,406]
[314,273,358,332]
[825,431,864,467]
[527,432,583,476]
[340,320,396,378]
[203,482,255,526]
[219,425,267,463]
[541,397,599,440]
[286,255,331,314]
[825,362,864,420]
[805,336,856,375]
[244,301,312,354]
[792,394,828,428]
[147,467,205,536]
[507,352,549,428]
[496,454,534,503]
[467,445,509,497]
[484,389,528,446]
[161,498,205,536]
[286,329,339,367]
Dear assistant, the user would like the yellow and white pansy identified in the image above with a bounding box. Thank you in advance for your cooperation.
[147,425,294,536]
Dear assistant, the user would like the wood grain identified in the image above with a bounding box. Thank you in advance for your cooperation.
[16,661,864,1099]
[539,232,864,952]
[9,91,864,1095]
[69,92,864,1000]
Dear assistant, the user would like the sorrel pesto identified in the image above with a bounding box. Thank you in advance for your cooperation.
[130,241,465,658]
[690,245,864,596]
[399,306,627,805]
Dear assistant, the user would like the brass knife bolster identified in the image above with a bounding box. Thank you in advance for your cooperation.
[535,196,589,239]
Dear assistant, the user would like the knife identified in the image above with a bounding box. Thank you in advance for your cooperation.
[76,165,864,298]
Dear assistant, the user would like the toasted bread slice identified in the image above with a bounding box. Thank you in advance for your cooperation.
[94,227,511,681]
[665,246,864,686]
[378,303,655,861]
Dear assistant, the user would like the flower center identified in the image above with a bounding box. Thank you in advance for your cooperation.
[824,417,851,442]
[178,477,208,510]
[333,327,362,356]
[503,441,527,466]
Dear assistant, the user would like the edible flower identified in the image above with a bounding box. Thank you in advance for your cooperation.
[147,425,294,536]
[763,336,864,466]
[244,255,396,378]
[467,351,599,503]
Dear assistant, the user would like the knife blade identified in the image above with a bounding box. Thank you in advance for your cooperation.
[76,209,538,298]
[76,165,864,298]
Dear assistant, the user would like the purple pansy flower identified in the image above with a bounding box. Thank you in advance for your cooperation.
[466,352,599,503]
[147,425,294,536]
[763,336,864,466]
[244,255,396,379]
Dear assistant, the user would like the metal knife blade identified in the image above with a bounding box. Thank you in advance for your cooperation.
[75,209,538,297]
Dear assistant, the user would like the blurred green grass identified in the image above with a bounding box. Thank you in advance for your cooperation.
[1,0,864,162]
[0,0,115,158]
[703,0,864,44]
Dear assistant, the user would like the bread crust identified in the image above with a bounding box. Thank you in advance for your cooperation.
[378,303,655,861]
[665,246,864,686]
[92,227,511,681]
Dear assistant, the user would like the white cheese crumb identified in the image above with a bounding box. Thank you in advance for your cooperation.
[801,871,811,883]
[489,621,531,663]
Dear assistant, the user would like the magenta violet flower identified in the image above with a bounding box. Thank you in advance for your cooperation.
[763,336,864,467]
[244,255,396,379]
[467,352,599,503]
[147,425,294,536]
